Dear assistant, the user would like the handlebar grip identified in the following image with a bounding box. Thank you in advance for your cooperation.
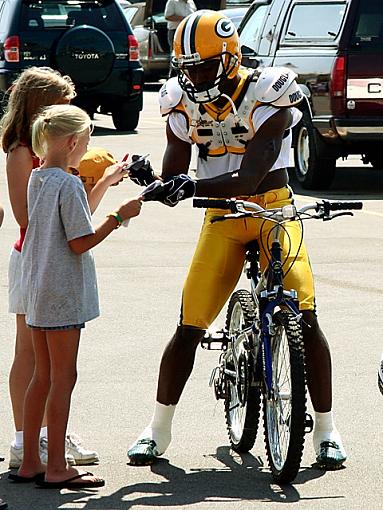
[325,201,363,211]
[193,198,235,211]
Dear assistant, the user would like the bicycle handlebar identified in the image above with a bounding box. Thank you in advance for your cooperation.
[193,198,236,211]
[193,197,363,221]
[320,200,363,212]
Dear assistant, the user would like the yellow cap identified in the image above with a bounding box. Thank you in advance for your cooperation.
[76,147,117,185]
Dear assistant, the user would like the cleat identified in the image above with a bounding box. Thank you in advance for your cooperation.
[316,441,346,470]
[127,438,159,466]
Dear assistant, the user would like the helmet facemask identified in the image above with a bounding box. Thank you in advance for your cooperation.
[173,45,239,104]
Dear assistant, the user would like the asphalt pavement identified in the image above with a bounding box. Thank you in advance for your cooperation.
[0,86,382,509]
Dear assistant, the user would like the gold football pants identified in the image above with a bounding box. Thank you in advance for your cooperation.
[181,186,315,329]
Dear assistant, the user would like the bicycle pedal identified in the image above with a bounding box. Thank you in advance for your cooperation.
[201,330,229,350]
[304,412,314,433]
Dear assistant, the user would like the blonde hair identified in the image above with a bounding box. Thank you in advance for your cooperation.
[32,104,91,159]
[0,67,75,153]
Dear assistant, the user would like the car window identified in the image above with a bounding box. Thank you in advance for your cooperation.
[282,2,347,43]
[20,0,126,30]
[350,0,383,51]
[123,6,139,23]
[238,5,268,53]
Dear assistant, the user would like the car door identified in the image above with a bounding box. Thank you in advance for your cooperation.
[142,0,226,74]
[238,0,271,68]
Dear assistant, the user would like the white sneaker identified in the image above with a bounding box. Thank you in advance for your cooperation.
[65,433,99,465]
[9,445,24,469]
[9,439,75,468]
[39,437,75,466]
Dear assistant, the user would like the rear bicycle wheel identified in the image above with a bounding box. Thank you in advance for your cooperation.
[224,290,261,452]
[263,310,306,483]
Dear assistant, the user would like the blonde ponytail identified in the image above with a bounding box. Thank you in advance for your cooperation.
[32,104,91,159]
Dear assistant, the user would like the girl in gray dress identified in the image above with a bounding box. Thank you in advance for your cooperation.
[14,104,142,489]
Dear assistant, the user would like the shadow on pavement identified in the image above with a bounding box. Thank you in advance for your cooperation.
[0,446,345,509]
[74,446,343,509]
[288,164,383,201]
[92,126,138,137]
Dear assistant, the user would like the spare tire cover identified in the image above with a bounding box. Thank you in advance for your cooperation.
[55,25,115,86]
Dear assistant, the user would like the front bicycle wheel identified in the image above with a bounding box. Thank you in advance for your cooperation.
[224,290,261,452]
[263,310,306,483]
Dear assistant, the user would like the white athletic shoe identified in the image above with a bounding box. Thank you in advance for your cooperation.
[9,439,75,469]
[65,433,99,465]
[39,437,75,466]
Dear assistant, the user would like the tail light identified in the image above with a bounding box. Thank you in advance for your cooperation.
[330,56,346,116]
[4,35,20,62]
[128,34,139,61]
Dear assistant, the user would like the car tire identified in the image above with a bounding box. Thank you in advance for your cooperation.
[112,103,140,131]
[294,110,336,190]
[55,26,114,87]
[368,154,383,169]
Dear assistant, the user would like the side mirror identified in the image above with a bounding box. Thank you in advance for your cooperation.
[240,45,259,69]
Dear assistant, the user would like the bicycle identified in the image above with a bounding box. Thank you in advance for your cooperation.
[193,197,363,483]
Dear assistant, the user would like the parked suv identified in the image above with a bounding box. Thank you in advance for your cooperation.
[239,0,383,189]
[0,0,144,131]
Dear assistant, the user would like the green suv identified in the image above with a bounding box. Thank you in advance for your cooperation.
[0,0,144,131]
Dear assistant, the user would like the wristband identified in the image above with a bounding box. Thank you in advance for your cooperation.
[107,211,123,228]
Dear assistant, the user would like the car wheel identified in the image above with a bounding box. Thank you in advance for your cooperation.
[294,110,336,190]
[368,155,383,169]
[55,26,114,87]
[112,104,140,131]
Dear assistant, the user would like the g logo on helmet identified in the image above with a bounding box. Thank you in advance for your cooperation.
[215,18,235,38]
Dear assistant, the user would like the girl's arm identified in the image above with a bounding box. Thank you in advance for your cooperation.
[6,146,34,228]
[68,197,142,255]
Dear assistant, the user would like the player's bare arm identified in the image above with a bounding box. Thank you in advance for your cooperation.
[161,122,192,180]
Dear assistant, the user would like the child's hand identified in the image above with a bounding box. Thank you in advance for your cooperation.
[101,162,128,186]
[117,198,143,221]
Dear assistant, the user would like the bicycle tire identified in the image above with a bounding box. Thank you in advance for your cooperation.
[263,310,306,483]
[224,290,261,453]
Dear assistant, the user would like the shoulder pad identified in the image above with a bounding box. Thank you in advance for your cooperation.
[159,77,183,115]
[253,67,303,107]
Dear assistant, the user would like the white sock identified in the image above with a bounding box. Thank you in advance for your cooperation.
[39,426,48,440]
[313,411,346,456]
[135,402,176,455]
[12,431,24,449]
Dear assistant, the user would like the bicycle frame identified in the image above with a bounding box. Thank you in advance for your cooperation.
[245,223,301,399]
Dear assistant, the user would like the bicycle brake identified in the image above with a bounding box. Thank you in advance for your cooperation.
[323,211,353,221]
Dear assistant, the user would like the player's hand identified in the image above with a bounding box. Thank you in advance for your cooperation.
[128,155,156,186]
[141,174,196,207]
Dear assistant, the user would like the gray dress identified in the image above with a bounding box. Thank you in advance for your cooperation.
[22,167,100,328]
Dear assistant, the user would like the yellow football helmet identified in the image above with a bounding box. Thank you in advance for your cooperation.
[173,10,241,103]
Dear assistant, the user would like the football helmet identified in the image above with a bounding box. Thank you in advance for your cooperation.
[172,10,241,103]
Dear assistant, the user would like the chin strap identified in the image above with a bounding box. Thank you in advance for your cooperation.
[220,93,248,130]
